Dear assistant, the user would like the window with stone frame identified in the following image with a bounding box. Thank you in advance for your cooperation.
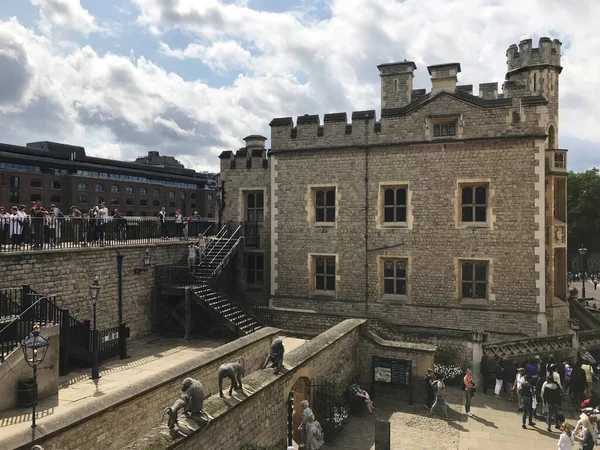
[382,186,407,224]
[382,258,408,296]
[140,199,147,206]
[153,189,160,196]
[111,185,120,193]
[10,191,19,202]
[460,184,488,223]
[78,182,88,191]
[246,192,264,223]
[125,186,133,194]
[78,196,88,204]
[245,253,264,285]
[51,181,61,190]
[169,201,176,207]
[314,188,336,223]
[314,256,336,292]
[461,261,487,299]
[31,179,43,188]
[30,194,41,202]
[433,122,456,137]
[95,184,105,192]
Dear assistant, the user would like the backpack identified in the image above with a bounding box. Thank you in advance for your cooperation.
[312,420,324,441]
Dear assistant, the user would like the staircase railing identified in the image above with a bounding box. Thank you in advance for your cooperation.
[0,287,22,319]
[482,333,574,360]
[210,279,272,328]
[207,225,241,266]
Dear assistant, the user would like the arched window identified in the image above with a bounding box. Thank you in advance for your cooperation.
[111,185,119,193]
[140,187,147,195]
[95,184,105,192]
[547,124,556,149]
[153,189,160,196]
[383,187,407,223]
[78,182,88,191]
[51,180,61,190]
[461,185,487,223]
[153,200,160,207]
[169,191,175,198]
[208,194,213,200]
[31,179,43,188]
[125,186,133,194]
[181,192,186,200]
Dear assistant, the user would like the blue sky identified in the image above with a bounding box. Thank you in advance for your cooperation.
[0,0,598,172]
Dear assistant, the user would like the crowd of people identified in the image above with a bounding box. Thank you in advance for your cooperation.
[0,200,208,249]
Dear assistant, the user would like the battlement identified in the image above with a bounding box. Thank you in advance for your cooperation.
[219,135,268,172]
[506,37,562,73]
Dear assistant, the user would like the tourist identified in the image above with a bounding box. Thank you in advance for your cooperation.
[575,414,597,450]
[196,234,207,264]
[494,359,504,399]
[520,375,535,429]
[70,206,82,245]
[463,368,475,417]
[581,361,595,397]
[347,380,374,413]
[542,374,562,432]
[46,204,58,248]
[113,209,127,241]
[158,206,168,239]
[98,202,108,243]
[514,367,526,411]
[187,242,199,271]
[31,201,46,249]
[430,376,449,419]
[424,369,435,410]
[504,360,517,396]
[303,414,324,450]
[594,279,598,290]
[572,362,588,407]
[9,205,24,249]
[175,209,184,239]
[558,422,575,450]
[525,359,538,377]
[0,206,9,248]
[191,210,201,236]
[298,400,313,444]
[549,363,563,389]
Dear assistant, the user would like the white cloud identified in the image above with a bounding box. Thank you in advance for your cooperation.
[30,0,103,36]
[160,40,252,71]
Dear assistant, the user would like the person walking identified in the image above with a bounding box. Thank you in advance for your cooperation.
[463,368,475,417]
[542,374,562,432]
[158,207,168,239]
[581,361,595,397]
[575,414,596,450]
[175,209,184,240]
[494,360,504,399]
[521,375,536,429]
[431,377,449,419]
[558,422,575,450]
[514,367,526,411]
[298,400,313,445]
[424,369,435,410]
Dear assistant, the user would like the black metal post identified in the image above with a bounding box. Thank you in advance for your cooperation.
[287,391,294,447]
[91,302,99,381]
[116,254,127,359]
[59,308,69,376]
[581,253,586,299]
[31,364,37,429]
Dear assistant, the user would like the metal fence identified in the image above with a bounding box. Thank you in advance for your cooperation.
[0,217,216,252]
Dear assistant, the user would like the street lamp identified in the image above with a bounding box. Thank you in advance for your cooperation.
[579,245,588,299]
[89,277,101,382]
[134,249,151,274]
[21,324,49,429]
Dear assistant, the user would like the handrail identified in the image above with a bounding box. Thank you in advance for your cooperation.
[208,225,241,266]
[211,236,242,278]
[0,295,53,335]
[202,225,228,259]
[212,282,271,328]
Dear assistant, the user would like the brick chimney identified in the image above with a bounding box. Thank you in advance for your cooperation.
[427,63,461,94]
[378,61,417,109]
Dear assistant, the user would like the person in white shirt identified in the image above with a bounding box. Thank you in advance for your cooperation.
[0,206,10,248]
[558,422,575,449]
[196,234,207,264]
[97,202,109,244]
[187,243,199,271]
[175,209,183,240]
[9,205,24,248]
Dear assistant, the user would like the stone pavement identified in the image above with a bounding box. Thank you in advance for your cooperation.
[323,387,579,450]
[0,333,305,448]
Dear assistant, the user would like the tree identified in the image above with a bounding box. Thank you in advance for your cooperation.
[567,168,600,269]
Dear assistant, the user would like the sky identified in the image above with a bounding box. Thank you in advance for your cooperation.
[0,0,598,173]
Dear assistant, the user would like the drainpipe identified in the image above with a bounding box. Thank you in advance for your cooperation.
[116,252,128,359]
[364,117,370,316]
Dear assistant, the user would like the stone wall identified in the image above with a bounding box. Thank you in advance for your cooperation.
[0,242,188,338]
[10,327,279,450]
[0,324,59,412]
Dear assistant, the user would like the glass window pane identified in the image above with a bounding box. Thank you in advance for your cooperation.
[462,206,473,222]
[462,263,473,281]
[384,261,394,277]
[396,207,406,222]
[316,258,324,274]
[326,258,335,275]
[326,189,335,206]
[247,193,255,208]
[441,124,448,136]
[475,206,486,222]
[248,210,256,222]
[256,270,264,284]
[247,270,255,284]
[256,193,264,207]
[326,276,335,291]
[256,254,264,269]
[316,275,324,290]
[475,263,487,281]
[315,190,325,207]
[449,123,456,136]
[246,255,255,270]
[396,188,406,206]
[462,187,473,204]
[396,261,406,278]
[325,207,335,222]
[475,186,487,204]
[475,283,487,299]
[257,210,264,222]
[384,189,394,205]
[434,124,440,137]
[384,207,394,223]
[396,280,407,295]
[384,279,394,294]
[462,282,473,298]
[315,208,325,222]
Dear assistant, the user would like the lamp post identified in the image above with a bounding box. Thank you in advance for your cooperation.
[89,277,101,382]
[579,245,588,299]
[21,324,49,429]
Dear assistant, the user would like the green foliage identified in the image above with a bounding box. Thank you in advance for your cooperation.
[434,345,460,366]
[568,168,600,266]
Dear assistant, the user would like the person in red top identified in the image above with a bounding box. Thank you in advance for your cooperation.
[464,368,476,417]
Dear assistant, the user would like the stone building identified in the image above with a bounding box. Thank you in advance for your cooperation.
[220,37,568,341]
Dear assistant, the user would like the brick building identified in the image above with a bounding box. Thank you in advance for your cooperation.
[0,141,218,218]
[220,37,568,340]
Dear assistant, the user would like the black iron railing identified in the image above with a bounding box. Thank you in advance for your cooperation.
[155,264,203,286]
[211,280,272,328]
[0,287,22,318]
[225,220,263,248]
[0,217,216,253]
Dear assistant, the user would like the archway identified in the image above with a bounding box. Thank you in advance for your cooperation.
[289,376,310,445]
[547,124,556,149]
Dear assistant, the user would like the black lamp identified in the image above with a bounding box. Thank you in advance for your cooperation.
[21,324,49,429]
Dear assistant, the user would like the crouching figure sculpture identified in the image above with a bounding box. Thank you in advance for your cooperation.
[218,358,245,397]
[163,377,209,430]
[261,338,285,374]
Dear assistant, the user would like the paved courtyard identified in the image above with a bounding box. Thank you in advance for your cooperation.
[322,388,579,450]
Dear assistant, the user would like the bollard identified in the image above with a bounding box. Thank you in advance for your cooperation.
[375,419,391,450]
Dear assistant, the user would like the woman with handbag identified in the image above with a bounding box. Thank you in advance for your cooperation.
[463,368,476,417]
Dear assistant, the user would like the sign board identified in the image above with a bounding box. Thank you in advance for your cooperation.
[372,356,413,404]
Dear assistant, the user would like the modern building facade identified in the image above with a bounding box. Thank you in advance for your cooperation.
[220,37,568,340]
[0,141,218,218]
